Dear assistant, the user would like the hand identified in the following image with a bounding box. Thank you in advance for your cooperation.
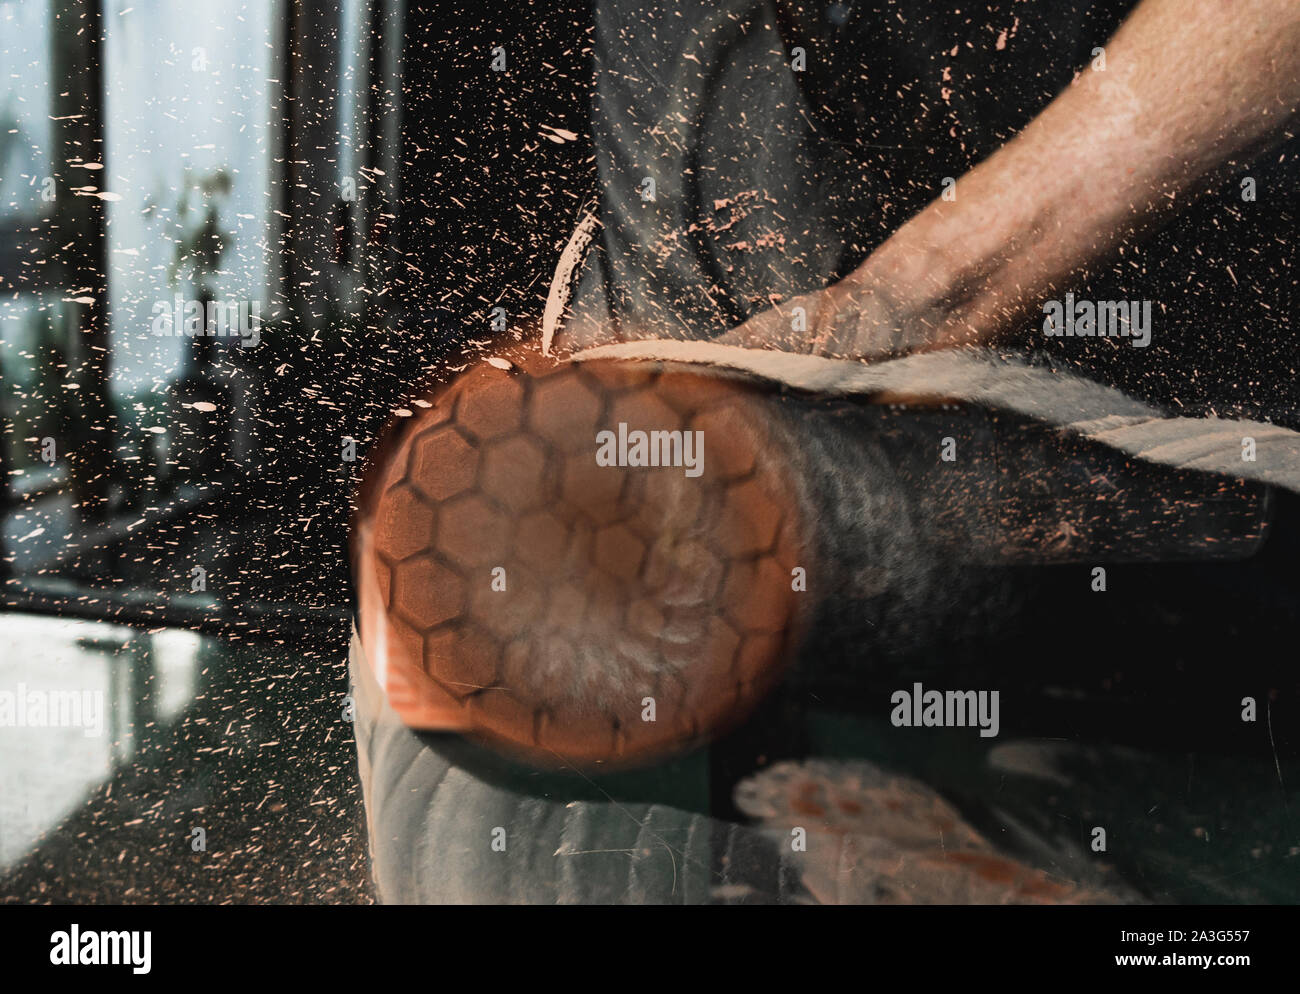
[714,238,977,361]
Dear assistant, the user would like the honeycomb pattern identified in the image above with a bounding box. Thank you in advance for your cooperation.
[357,345,807,767]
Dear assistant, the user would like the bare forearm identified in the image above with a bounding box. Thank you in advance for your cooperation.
[832,0,1300,355]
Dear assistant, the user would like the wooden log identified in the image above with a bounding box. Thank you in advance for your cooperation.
[352,341,1268,769]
